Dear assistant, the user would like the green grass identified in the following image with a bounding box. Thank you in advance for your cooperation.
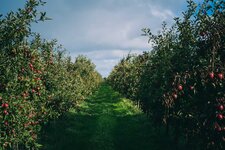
[40,84,174,150]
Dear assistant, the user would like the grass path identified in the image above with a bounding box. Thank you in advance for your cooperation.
[40,84,173,150]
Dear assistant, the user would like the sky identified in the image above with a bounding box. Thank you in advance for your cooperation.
[0,0,203,77]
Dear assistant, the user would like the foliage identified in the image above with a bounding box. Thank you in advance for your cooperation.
[0,0,102,149]
[108,0,225,149]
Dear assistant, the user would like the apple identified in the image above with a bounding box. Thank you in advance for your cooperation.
[1,103,9,108]
[29,63,33,68]
[5,103,9,108]
[173,93,178,99]
[3,110,8,115]
[218,73,223,80]
[217,114,223,120]
[218,105,224,111]
[32,89,36,93]
[178,85,183,91]
[29,63,34,70]
[209,72,214,79]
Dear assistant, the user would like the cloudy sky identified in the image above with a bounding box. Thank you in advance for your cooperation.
[1,0,203,77]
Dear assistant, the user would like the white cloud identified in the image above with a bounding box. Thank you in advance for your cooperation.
[29,0,196,77]
[150,7,174,20]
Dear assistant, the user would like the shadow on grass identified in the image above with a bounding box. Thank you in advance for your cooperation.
[40,84,175,150]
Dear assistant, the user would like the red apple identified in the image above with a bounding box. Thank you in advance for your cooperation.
[209,72,214,79]
[173,93,178,99]
[29,63,33,68]
[218,73,223,80]
[4,103,9,108]
[178,85,183,91]
[29,63,34,70]
[217,114,223,120]
[218,105,224,111]
[1,103,9,108]
[32,89,36,93]
[3,110,8,115]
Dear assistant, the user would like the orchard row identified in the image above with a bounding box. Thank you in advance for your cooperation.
[0,0,102,149]
[108,0,225,149]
